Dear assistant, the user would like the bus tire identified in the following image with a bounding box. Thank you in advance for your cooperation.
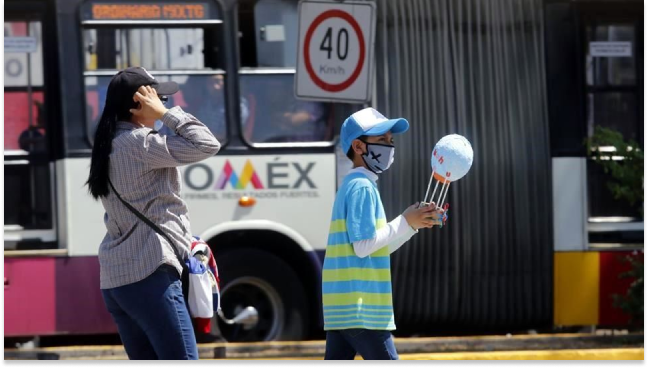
[215,248,309,342]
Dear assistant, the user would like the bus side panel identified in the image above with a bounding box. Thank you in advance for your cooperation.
[5,258,57,336]
[4,256,115,336]
[183,154,336,253]
[53,256,116,334]
[58,158,107,257]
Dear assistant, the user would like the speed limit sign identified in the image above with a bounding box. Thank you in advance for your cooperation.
[295,0,376,103]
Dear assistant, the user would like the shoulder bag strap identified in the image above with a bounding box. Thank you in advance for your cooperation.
[107,178,186,264]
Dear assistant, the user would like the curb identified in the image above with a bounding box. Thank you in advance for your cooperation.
[4,333,643,360]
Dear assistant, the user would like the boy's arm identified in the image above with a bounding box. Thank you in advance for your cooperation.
[352,215,417,258]
[346,187,417,258]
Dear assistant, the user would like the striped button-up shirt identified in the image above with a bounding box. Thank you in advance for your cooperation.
[98,106,221,289]
[322,170,396,331]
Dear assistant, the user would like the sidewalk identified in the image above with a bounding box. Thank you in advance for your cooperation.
[229,348,643,360]
[4,333,643,360]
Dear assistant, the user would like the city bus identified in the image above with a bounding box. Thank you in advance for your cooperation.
[4,0,358,343]
[4,0,643,346]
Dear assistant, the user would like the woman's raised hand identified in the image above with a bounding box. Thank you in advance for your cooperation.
[130,86,168,121]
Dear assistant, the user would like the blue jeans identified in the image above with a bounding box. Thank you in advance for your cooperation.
[101,265,199,360]
[325,329,399,360]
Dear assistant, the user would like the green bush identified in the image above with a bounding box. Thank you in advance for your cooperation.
[612,253,644,326]
[586,127,643,326]
[585,126,644,217]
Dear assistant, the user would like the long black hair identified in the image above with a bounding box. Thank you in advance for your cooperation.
[86,75,137,199]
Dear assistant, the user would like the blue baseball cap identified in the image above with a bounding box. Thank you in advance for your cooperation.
[340,107,409,153]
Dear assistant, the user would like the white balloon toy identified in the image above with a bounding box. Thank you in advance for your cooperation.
[421,134,474,214]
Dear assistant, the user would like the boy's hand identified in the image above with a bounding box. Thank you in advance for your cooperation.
[403,202,444,230]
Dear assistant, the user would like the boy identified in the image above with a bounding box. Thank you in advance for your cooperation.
[322,108,444,360]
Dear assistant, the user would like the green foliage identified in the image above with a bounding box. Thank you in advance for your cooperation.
[612,253,644,326]
[587,127,643,324]
[585,126,644,216]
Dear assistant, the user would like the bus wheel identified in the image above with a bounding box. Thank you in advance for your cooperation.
[214,249,309,342]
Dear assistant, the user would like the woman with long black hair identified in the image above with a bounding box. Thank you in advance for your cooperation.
[87,67,220,360]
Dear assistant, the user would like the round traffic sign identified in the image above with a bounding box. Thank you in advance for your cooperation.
[303,9,366,92]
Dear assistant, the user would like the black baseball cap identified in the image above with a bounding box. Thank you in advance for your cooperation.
[110,66,179,96]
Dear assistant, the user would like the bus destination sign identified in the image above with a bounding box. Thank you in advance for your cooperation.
[86,3,210,21]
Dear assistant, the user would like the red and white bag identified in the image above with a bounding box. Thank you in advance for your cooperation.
[189,238,221,332]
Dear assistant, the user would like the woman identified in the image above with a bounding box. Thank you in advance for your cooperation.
[86,67,220,360]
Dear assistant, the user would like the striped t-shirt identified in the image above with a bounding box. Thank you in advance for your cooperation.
[322,170,396,331]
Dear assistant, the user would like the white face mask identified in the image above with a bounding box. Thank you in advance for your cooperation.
[360,141,395,174]
[153,120,164,131]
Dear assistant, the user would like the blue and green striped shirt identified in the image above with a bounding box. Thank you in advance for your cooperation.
[322,170,395,331]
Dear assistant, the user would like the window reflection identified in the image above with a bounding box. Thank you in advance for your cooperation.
[4,21,47,154]
[587,160,642,219]
[86,74,232,142]
[4,21,44,87]
[587,92,638,141]
[165,74,244,142]
[5,92,46,152]
[83,28,217,70]
[586,25,636,86]
[5,162,53,229]
[238,0,299,68]
[240,74,333,143]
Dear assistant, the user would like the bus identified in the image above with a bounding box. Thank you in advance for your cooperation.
[5,0,359,343]
[4,0,643,346]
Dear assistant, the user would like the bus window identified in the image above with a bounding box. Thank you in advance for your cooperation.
[584,22,642,221]
[586,25,636,87]
[4,19,55,248]
[587,92,638,142]
[238,0,298,68]
[5,21,46,153]
[83,28,217,71]
[82,25,228,142]
[585,24,640,142]
[238,0,336,145]
[85,73,229,142]
[240,73,333,143]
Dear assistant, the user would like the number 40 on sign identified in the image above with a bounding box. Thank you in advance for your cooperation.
[295,0,376,103]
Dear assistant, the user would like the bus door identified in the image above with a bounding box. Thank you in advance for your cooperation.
[4,2,58,251]
[576,1,644,245]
